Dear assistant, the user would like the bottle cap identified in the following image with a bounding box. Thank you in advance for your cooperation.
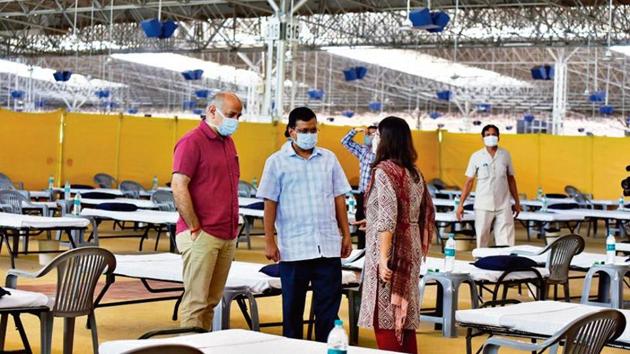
[335,319,343,326]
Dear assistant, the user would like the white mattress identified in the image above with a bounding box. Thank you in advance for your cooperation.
[456,300,630,345]
[81,198,157,209]
[436,212,475,223]
[54,187,124,196]
[517,211,584,222]
[0,288,51,309]
[22,201,58,209]
[239,197,262,207]
[0,212,90,229]
[81,208,178,224]
[555,209,630,220]
[240,208,264,218]
[99,329,396,354]
[113,254,359,294]
[28,190,51,199]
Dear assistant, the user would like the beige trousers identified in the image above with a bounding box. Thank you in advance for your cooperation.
[474,208,516,248]
[176,229,236,330]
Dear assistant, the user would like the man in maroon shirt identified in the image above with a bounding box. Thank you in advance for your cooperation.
[171,91,242,330]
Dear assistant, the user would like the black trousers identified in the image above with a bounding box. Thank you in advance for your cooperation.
[279,257,342,342]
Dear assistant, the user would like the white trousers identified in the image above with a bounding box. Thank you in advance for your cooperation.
[474,208,516,248]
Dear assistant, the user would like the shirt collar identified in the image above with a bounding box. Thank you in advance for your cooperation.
[282,141,322,159]
[199,120,220,140]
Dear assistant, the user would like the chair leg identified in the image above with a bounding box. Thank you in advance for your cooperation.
[154,229,162,251]
[88,312,99,354]
[63,317,76,354]
[0,313,8,351]
[40,312,53,354]
[563,282,570,302]
[13,314,32,354]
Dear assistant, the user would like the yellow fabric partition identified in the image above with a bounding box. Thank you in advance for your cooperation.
[232,122,281,183]
[499,134,540,199]
[440,132,481,188]
[592,136,629,199]
[414,131,440,181]
[62,112,120,186]
[118,116,176,188]
[539,135,593,196]
[0,108,62,189]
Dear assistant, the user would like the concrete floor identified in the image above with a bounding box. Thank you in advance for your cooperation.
[1,220,627,353]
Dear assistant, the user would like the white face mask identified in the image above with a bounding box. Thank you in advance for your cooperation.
[483,135,499,147]
[371,134,380,154]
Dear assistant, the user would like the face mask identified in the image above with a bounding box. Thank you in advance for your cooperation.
[364,135,373,146]
[212,109,239,136]
[295,133,318,150]
[371,134,380,154]
[483,135,499,147]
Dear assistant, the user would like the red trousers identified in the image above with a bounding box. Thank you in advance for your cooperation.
[374,328,418,354]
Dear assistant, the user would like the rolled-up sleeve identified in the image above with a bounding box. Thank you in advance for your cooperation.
[464,153,476,178]
[256,157,281,202]
[331,156,352,197]
[375,169,397,234]
[506,152,515,176]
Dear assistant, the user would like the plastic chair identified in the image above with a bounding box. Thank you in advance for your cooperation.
[564,185,581,198]
[539,234,585,301]
[481,309,625,354]
[93,173,116,189]
[4,247,117,354]
[151,190,176,211]
[238,181,257,198]
[0,173,23,190]
[0,190,28,214]
[120,180,147,199]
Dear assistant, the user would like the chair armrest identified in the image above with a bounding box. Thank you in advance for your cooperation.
[6,261,58,287]
[483,337,545,352]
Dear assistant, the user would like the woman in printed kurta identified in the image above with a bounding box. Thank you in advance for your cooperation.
[357,116,435,354]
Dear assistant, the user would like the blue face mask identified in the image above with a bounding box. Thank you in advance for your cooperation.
[214,110,239,136]
[295,133,318,150]
[364,135,373,146]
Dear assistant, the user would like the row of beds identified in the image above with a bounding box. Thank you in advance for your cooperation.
[2,193,630,352]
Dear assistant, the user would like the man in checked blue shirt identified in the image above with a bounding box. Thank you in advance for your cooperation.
[340,125,377,248]
[257,106,353,342]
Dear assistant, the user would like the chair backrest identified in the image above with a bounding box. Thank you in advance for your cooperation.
[238,180,256,198]
[560,309,625,354]
[120,180,146,199]
[0,190,28,214]
[564,185,581,198]
[50,247,116,316]
[543,234,585,283]
[0,173,16,190]
[151,190,176,211]
[428,178,446,190]
[123,344,203,354]
[94,173,117,188]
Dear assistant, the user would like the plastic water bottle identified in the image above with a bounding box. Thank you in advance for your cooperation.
[453,196,460,210]
[73,193,81,216]
[251,177,258,189]
[619,196,626,210]
[444,234,456,272]
[541,195,548,212]
[606,234,616,264]
[152,176,159,190]
[48,175,54,192]
[326,319,348,354]
[347,193,357,215]
[537,187,543,201]
[64,181,71,200]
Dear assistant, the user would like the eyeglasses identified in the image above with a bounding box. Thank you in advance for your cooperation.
[295,128,319,134]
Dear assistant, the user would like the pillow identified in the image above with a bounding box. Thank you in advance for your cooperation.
[259,263,280,278]
[473,255,538,271]
[82,192,118,199]
[0,287,10,299]
[95,203,138,212]
[244,202,264,210]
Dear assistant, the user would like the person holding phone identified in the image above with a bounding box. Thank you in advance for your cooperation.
[456,124,521,248]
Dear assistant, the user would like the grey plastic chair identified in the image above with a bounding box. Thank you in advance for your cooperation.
[540,234,585,301]
[150,190,176,250]
[4,247,117,354]
[238,180,257,198]
[93,173,117,188]
[564,185,581,198]
[0,189,27,214]
[481,309,626,354]
[120,180,146,199]
[0,173,23,190]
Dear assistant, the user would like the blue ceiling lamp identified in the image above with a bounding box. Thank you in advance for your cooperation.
[140,19,178,39]
[588,91,606,103]
[192,108,204,115]
[95,89,110,99]
[355,66,368,79]
[10,90,24,100]
[476,103,492,113]
[182,100,196,110]
[599,105,614,115]
[406,7,450,32]
[429,111,441,119]
[426,11,450,33]
[127,108,139,114]
[53,70,72,82]
[436,90,452,101]
[523,113,535,123]
[182,69,204,80]
[341,110,355,118]
[530,65,554,80]
[343,66,369,81]
[307,89,324,100]
[368,101,382,112]
[195,89,210,99]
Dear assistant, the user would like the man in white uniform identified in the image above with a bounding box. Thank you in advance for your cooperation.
[456,125,522,247]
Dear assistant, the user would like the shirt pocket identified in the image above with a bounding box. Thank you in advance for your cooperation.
[477,164,490,179]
